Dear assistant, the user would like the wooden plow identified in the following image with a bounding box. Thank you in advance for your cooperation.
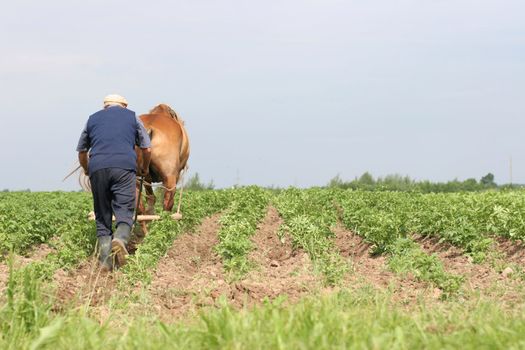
[87,212,182,222]
[87,211,182,237]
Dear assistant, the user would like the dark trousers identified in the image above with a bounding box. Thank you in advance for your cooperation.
[90,168,136,237]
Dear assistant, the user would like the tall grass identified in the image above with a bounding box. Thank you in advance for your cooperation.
[2,265,525,350]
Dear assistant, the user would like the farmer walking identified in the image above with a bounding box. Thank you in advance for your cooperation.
[76,94,151,271]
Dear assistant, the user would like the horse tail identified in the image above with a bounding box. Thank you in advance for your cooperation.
[178,121,190,172]
[79,172,91,192]
[63,162,91,192]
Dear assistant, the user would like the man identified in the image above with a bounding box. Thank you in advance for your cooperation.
[77,94,151,271]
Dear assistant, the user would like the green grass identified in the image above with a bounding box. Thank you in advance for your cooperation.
[2,263,525,350]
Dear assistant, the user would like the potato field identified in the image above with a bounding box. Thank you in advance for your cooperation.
[1,187,525,349]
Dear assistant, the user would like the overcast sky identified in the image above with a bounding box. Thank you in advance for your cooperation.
[0,0,523,190]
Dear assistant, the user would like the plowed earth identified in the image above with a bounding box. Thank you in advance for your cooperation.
[53,259,117,309]
[149,207,320,320]
[3,207,525,319]
[148,213,228,319]
[414,235,525,306]
[239,206,320,303]
[333,226,437,304]
[495,236,525,266]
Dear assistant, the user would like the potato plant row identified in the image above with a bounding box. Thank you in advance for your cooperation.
[269,188,461,293]
[273,188,348,285]
[413,191,525,260]
[338,190,525,262]
[336,190,525,293]
[4,188,525,292]
[336,191,464,294]
[2,191,232,285]
[215,186,269,277]
[0,192,93,258]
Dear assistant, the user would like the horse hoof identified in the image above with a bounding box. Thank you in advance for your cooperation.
[171,213,183,220]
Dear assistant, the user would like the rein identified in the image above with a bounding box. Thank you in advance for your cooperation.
[134,176,145,228]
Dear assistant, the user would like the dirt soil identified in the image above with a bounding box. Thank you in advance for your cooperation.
[45,212,525,318]
[332,225,436,304]
[0,264,9,296]
[239,206,320,303]
[148,213,231,319]
[21,243,55,263]
[414,234,525,305]
[149,207,321,320]
[53,258,118,309]
[51,227,155,309]
[494,236,525,266]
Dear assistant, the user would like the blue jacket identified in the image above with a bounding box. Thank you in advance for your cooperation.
[76,106,151,175]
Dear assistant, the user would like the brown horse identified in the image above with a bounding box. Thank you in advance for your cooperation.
[137,104,190,214]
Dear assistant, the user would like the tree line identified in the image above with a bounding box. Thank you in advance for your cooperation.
[326,172,521,193]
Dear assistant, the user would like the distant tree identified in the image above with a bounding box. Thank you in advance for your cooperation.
[358,172,375,185]
[326,172,504,193]
[1,189,8,192]
[328,174,345,188]
[463,178,478,191]
[380,174,415,191]
[185,172,215,191]
[480,173,496,187]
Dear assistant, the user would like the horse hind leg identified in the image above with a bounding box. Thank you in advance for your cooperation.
[144,175,156,215]
[162,175,177,212]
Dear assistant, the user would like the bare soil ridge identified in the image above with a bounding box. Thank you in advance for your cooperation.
[332,225,437,302]
[494,236,525,266]
[149,213,232,319]
[239,206,320,303]
[53,258,118,308]
[149,207,322,320]
[414,235,525,305]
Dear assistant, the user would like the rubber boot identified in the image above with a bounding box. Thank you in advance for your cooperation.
[112,223,131,268]
[97,235,113,272]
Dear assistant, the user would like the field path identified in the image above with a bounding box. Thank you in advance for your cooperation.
[239,206,321,302]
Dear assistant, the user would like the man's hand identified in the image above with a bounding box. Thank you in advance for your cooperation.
[78,151,89,176]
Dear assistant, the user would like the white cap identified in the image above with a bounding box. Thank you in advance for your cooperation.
[103,94,128,107]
